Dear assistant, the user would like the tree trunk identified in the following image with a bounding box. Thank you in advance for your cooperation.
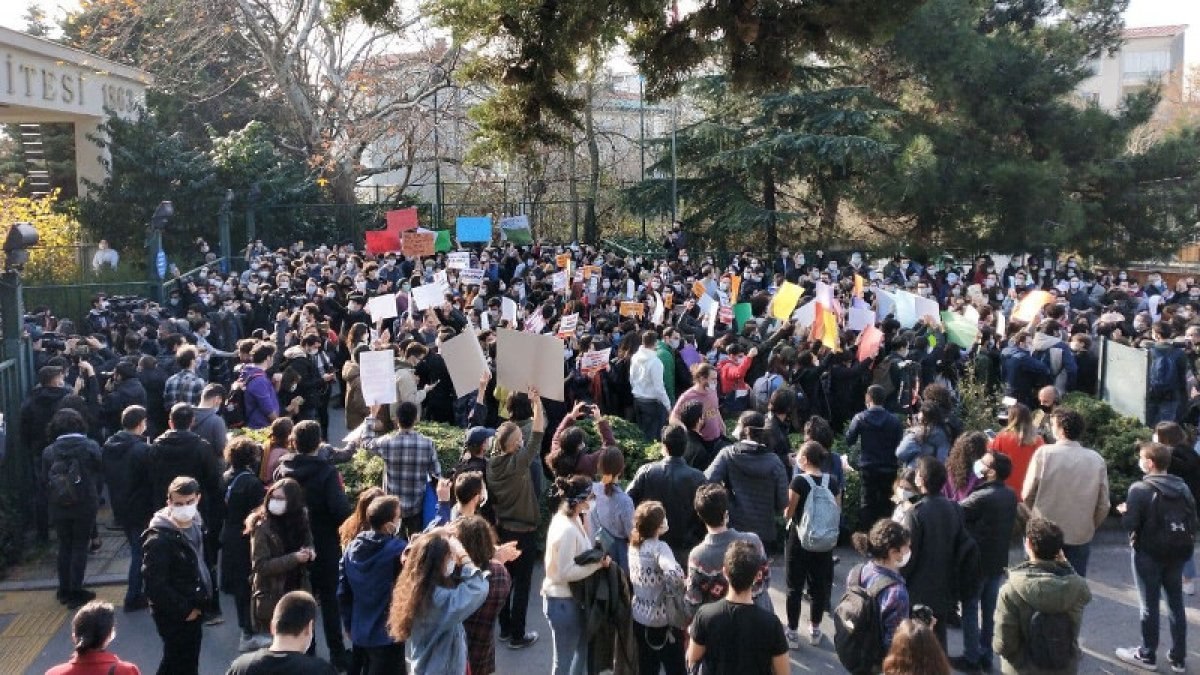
[762,165,778,251]
[817,177,839,239]
[584,76,601,244]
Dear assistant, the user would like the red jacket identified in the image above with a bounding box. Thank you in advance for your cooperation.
[46,650,140,675]
[717,355,754,395]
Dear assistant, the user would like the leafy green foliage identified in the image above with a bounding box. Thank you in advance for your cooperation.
[1062,392,1152,506]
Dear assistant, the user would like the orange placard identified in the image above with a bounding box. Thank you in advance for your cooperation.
[620,301,645,317]
[692,281,707,298]
[556,253,571,268]
[583,265,602,280]
[402,231,435,258]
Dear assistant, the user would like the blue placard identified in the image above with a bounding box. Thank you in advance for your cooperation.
[155,250,167,278]
[455,216,493,243]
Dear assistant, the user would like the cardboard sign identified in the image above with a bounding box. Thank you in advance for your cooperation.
[557,313,579,337]
[551,271,568,291]
[401,231,435,258]
[459,268,485,286]
[692,281,708,298]
[501,297,518,324]
[625,279,636,300]
[366,294,398,322]
[411,283,446,311]
[499,214,529,231]
[447,252,470,270]
[365,230,401,255]
[434,230,452,252]
[718,305,733,324]
[580,347,610,372]
[456,216,493,243]
[440,326,490,398]
[913,294,940,323]
[857,325,885,362]
[620,301,644,317]
[556,253,571,268]
[523,311,545,334]
[359,350,397,406]
[792,300,816,328]
[772,282,804,320]
[496,328,565,401]
[433,270,448,287]
[385,208,418,233]
[583,265,602,280]
[696,294,716,316]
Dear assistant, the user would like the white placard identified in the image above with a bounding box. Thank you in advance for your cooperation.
[626,279,636,300]
[558,313,579,336]
[875,290,896,321]
[815,281,834,308]
[411,283,446,311]
[359,350,397,406]
[433,270,448,287]
[580,347,611,371]
[551,271,567,291]
[496,328,565,401]
[440,326,490,398]
[696,294,716,315]
[460,268,485,286]
[366,295,397,322]
[913,294,940,323]
[847,307,876,332]
[792,301,816,328]
[447,252,470,270]
[651,293,665,325]
[893,291,918,328]
[501,297,518,324]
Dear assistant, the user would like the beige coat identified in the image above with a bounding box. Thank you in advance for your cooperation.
[1022,441,1110,546]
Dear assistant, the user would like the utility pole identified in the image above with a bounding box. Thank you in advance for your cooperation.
[639,75,647,241]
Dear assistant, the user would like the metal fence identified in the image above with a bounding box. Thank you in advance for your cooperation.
[0,339,34,512]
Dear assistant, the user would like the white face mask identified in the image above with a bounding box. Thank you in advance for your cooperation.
[444,558,457,577]
[268,499,288,516]
[479,490,488,507]
[972,459,988,479]
[1139,457,1152,474]
[170,502,198,523]
[897,548,912,567]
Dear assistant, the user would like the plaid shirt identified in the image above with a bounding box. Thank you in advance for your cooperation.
[357,419,440,514]
[464,560,511,675]
[163,368,205,409]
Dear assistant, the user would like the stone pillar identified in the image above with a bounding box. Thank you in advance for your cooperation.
[74,117,108,197]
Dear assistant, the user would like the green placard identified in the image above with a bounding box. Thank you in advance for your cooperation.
[733,303,753,329]
[434,230,452,252]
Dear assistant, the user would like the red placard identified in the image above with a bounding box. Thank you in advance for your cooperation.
[365,230,401,255]
[386,208,418,233]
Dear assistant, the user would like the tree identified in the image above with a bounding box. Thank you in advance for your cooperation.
[852,0,1200,262]
[0,187,81,285]
[625,67,893,250]
[335,0,927,158]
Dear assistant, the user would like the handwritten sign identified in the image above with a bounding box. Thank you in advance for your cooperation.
[556,253,571,268]
[459,268,485,286]
[401,231,435,258]
[557,313,579,337]
[580,347,610,372]
[446,252,470,270]
[620,301,644,317]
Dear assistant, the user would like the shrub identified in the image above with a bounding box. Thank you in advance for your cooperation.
[575,415,660,479]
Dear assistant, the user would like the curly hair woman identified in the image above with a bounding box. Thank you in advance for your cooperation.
[942,431,989,502]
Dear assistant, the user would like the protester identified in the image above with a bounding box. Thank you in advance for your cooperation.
[456,514,520,675]
[337,494,407,675]
[685,483,773,614]
[882,618,951,675]
[43,408,103,609]
[629,423,709,563]
[628,500,687,674]
[220,436,269,652]
[225,591,337,675]
[353,401,440,538]
[704,410,789,551]
[247,478,315,641]
[46,601,140,675]
[847,384,904,532]
[591,446,634,571]
[988,403,1043,499]
[102,405,154,612]
[781,440,839,649]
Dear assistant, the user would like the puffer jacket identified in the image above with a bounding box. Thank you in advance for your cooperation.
[994,559,1091,674]
[337,530,406,647]
[705,440,788,546]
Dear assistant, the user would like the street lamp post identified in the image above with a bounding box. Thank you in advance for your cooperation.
[147,200,174,303]
[639,75,647,241]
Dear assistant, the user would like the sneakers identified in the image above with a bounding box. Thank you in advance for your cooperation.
[1115,647,1157,671]
[497,632,511,644]
[507,632,539,649]
[1170,660,1186,674]
[1184,578,1196,596]
[784,629,802,651]
[238,633,272,652]
[808,626,821,646]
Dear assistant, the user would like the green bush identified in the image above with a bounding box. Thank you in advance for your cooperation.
[575,415,660,480]
[1062,392,1152,506]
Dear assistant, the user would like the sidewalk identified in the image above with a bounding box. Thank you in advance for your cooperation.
[0,507,130,593]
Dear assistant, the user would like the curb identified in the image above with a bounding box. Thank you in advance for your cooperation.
[0,573,127,593]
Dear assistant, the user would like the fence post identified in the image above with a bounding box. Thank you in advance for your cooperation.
[0,270,31,393]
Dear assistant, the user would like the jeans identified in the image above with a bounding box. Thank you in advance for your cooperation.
[1132,550,1187,663]
[124,525,146,605]
[310,549,348,660]
[634,398,668,443]
[153,613,203,675]
[858,468,898,533]
[54,516,93,596]
[1184,555,1196,580]
[961,573,1003,664]
[350,643,406,675]
[784,534,834,630]
[1062,542,1091,578]
[1147,398,1182,426]
[544,596,588,675]
[498,527,538,639]
[633,622,686,675]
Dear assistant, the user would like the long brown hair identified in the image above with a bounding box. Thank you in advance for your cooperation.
[630,501,665,548]
[881,619,951,674]
[456,515,497,568]
[245,478,310,554]
[339,487,384,548]
[388,533,454,642]
[1004,403,1038,446]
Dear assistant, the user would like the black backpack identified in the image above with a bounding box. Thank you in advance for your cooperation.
[222,372,263,429]
[834,564,897,674]
[47,455,84,509]
[1140,484,1197,560]
[1026,610,1077,670]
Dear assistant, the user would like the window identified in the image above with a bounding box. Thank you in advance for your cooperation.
[1123,50,1171,80]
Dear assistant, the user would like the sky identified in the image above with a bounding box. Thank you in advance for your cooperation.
[0,0,1196,66]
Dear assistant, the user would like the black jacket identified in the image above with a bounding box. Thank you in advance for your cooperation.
[41,434,103,520]
[683,429,722,473]
[274,453,351,557]
[142,520,208,621]
[1123,473,1199,557]
[219,467,266,592]
[19,385,70,457]
[102,430,154,529]
[846,406,903,472]
[900,494,972,615]
[627,457,708,554]
[764,414,791,473]
[961,480,1018,578]
[100,378,147,436]
[137,365,170,436]
[146,430,221,522]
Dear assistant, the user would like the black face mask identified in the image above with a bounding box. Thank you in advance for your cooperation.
[1039,404,1054,414]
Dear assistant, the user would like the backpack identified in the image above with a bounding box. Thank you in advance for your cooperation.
[834,564,897,674]
[751,372,783,412]
[1140,484,1197,560]
[47,454,84,509]
[1149,349,1181,401]
[871,355,898,400]
[222,371,263,428]
[1026,610,1077,670]
[796,473,840,552]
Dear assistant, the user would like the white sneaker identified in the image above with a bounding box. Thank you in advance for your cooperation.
[809,626,821,645]
[784,629,802,651]
[1183,579,1195,596]
[238,634,263,652]
[1115,646,1158,671]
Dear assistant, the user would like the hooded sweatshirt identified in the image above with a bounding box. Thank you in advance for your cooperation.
[704,441,789,546]
[846,405,904,471]
[1030,332,1077,396]
[1122,473,1199,555]
[337,531,407,647]
[993,559,1091,675]
[145,507,212,605]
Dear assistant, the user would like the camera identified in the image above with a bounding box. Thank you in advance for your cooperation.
[74,344,90,357]
[40,332,65,352]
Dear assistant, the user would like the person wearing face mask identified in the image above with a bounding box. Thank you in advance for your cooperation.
[628,500,687,674]
[336,495,407,675]
[896,457,974,648]
[843,518,913,672]
[142,476,214,675]
[992,517,1091,675]
[1113,441,1199,672]
[246,478,316,647]
[226,591,336,675]
[953,452,1018,673]
[46,600,140,675]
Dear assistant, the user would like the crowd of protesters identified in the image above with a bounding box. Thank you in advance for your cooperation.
[24,231,1200,674]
